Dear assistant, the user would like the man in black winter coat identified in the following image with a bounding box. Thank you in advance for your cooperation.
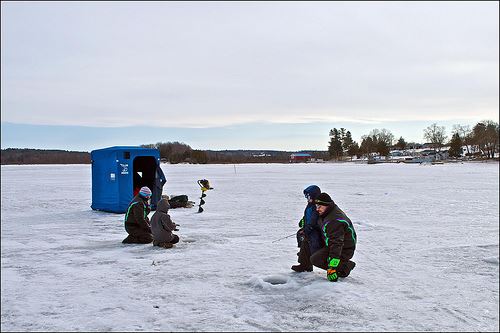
[310,192,357,282]
[122,186,153,244]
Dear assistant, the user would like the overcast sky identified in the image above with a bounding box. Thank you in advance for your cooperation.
[1,1,498,151]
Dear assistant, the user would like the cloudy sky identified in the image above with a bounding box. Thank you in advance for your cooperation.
[1,1,498,151]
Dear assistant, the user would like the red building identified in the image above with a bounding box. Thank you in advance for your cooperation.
[290,153,311,163]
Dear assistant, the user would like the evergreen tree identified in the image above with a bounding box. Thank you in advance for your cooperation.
[339,128,347,143]
[448,133,463,158]
[347,141,359,160]
[360,135,375,157]
[328,128,343,160]
[342,131,358,160]
[396,137,407,150]
[376,141,390,157]
[343,131,354,152]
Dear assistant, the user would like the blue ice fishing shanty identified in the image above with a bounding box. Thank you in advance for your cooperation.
[91,146,166,213]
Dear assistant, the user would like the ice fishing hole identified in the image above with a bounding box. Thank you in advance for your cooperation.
[263,275,288,285]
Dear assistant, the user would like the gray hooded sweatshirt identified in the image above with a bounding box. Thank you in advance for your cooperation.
[150,198,177,243]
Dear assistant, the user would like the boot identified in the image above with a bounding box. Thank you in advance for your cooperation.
[122,235,137,244]
[337,260,356,277]
[153,241,173,248]
[291,264,313,272]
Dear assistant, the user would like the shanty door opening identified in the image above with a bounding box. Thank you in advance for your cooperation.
[132,156,157,197]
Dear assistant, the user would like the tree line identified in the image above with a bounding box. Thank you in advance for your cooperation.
[1,145,325,165]
[2,120,497,165]
[140,141,327,164]
[1,148,91,165]
[327,120,499,160]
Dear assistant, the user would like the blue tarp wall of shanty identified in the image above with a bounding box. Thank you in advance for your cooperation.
[91,146,166,213]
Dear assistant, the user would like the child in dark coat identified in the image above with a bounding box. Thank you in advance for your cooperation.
[291,185,324,272]
[150,198,179,249]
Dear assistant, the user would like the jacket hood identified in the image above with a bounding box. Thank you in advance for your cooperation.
[303,185,321,200]
[156,198,170,213]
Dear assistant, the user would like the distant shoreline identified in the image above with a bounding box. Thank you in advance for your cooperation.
[1,159,498,166]
[1,148,498,165]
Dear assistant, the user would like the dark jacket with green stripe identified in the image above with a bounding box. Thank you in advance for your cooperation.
[124,195,152,236]
[317,203,357,261]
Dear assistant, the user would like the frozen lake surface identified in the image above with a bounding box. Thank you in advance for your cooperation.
[1,162,499,331]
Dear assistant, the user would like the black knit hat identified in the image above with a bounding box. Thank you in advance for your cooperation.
[315,192,333,206]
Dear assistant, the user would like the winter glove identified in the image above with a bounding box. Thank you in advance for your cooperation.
[327,257,340,282]
[327,267,337,282]
[298,217,305,229]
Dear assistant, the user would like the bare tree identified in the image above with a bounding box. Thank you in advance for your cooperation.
[472,120,499,159]
[373,129,395,147]
[452,124,472,156]
[369,128,394,157]
[423,123,447,151]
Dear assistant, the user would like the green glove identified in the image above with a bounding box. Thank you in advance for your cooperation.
[327,267,338,282]
[299,217,305,229]
[327,257,340,282]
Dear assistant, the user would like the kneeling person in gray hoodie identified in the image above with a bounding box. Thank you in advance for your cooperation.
[151,198,179,248]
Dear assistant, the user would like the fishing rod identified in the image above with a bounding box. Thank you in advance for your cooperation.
[271,233,296,243]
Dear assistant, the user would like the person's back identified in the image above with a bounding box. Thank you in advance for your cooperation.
[150,198,179,249]
[302,200,323,254]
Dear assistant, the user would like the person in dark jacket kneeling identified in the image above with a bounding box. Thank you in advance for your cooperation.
[310,192,357,282]
[150,198,179,249]
[122,186,154,244]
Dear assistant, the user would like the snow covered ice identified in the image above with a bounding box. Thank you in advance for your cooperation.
[1,162,499,331]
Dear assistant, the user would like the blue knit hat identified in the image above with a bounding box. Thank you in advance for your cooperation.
[303,185,321,200]
[139,186,152,198]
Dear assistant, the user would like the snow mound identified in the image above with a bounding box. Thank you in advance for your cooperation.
[181,238,196,243]
[483,257,499,265]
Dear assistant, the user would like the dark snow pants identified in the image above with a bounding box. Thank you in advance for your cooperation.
[122,233,153,244]
[297,238,313,269]
[310,247,356,277]
[153,235,179,247]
